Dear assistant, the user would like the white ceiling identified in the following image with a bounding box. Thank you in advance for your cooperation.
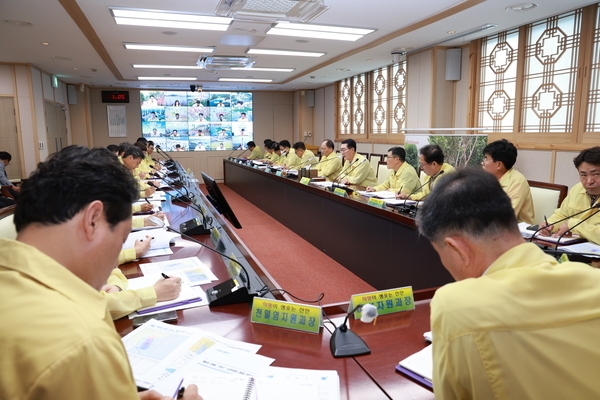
[0,0,597,92]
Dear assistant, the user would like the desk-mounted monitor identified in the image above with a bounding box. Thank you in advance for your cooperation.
[201,172,242,229]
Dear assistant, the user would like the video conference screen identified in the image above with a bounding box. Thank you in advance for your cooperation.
[140,90,253,152]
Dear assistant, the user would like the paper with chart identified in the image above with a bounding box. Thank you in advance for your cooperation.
[122,320,262,391]
[140,257,217,286]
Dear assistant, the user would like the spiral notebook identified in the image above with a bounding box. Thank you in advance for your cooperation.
[181,374,256,400]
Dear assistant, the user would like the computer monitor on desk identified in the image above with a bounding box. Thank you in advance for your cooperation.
[201,171,242,229]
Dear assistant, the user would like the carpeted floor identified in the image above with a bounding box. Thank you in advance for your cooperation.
[212,184,376,305]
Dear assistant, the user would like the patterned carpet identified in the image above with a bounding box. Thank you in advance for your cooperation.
[213,184,376,305]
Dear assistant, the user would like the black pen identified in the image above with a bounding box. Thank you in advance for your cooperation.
[177,386,185,399]
[161,273,170,279]
[544,215,549,227]
[145,198,151,204]
[139,237,154,242]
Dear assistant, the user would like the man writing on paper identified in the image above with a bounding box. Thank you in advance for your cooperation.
[481,139,534,224]
[292,142,317,169]
[246,141,263,160]
[339,139,377,187]
[416,167,600,399]
[366,146,420,196]
[316,139,342,181]
[540,146,600,244]
[398,144,454,201]
[0,145,200,400]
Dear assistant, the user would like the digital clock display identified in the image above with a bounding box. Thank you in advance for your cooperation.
[102,91,129,103]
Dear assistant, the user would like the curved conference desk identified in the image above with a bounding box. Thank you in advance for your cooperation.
[113,170,435,400]
[223,159,453,291]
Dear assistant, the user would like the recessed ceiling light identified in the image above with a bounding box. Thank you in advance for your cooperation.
[247,49,325,57]
[133,64,202,69]
[230,67,294,72]
[366,59,372,62]
[137,77,198,81]
[336,68,351,72]
[3,20,33,27]
[110,8,232,31]
[447,30,456,34]
[218,78,273,83]
[73,67,78,70]
[506,3,538,12]
[41,42,49,46]
[267,22,375,41]
[124,43,214,53]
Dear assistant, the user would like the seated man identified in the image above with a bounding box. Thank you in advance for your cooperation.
[261,139,274,162]
[339,139,377,187]
[398,144,454,201]
[266,142,283,166]
[292,142,317,169]
[416,167,600,399]
[279,140,299,168]
[246,141,263,160]
[0,145,199,399]
[119,144,156,199]
[316,139,342,181]
[366,146,420,196]
[0,151,20,198]
[541,146,600,244]
[481,139,534,224]
[102,267,182,320]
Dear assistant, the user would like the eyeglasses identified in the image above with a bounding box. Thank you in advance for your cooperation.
[340,148,349,152]
[419,161,430,167]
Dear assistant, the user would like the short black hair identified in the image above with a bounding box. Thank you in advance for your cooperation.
[247,141,256,148]
[147,141,154,146]
[106,144,119,153]
[416,167,519,243]
[14,146,138,232]
[389,147,406,162]
[483,139,517,170]
[134,141,147,152]
[573,146,600,169]
[117,142,131,156]
[293,142,306,151]
[420,144,444,165]
[269,142,280,151]
[136,137,148,145]
[264,139,273,146]
[323,139,335,150]
[122,145,144,160]
[280,140,291,148]
[341,139,357,151]
[0,151,11,162]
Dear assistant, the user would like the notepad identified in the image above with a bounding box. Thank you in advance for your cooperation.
[126,275,203,315]
[182,374,256,400]
[396,345,433,389]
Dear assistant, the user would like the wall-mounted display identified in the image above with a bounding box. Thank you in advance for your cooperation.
[140,90,253,152]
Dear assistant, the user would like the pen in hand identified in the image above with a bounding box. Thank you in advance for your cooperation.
[161,273,170,279]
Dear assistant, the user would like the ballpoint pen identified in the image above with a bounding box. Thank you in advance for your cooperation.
[161,273,170,279]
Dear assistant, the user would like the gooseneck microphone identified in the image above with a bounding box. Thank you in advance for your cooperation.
[334,158,367,186]
[402,169,445,209]
[528,203,600,243]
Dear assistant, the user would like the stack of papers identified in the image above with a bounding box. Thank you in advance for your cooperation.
[396,345,433,389]
[356,190,396,199]
[139,257,217,287]
[126,275,205,315]
[517,222,586,245]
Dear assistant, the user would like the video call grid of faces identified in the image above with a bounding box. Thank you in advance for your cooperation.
[140,90,253,152]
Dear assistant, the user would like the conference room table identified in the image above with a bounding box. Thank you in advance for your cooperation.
[223,159,453,292]
[114,187,435,399]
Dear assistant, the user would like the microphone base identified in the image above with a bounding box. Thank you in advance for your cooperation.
[180,218,210,235]
[206,279,257,307]
[330,326,371,358]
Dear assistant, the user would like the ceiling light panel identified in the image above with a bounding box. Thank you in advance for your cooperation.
[124,43,214,53]
[137,77,198,80]
[230,67,294,72]
[267,22,374,41]
[219,78,274,83]
[247,49,325,57]
[133,65,202,69]
[111,8,232,31]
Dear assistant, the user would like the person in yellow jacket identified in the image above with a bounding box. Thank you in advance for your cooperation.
[416,167,600,400]
[366,146,420,196]
[246,141,263,160]
[279,140,299,167]
[101,267,182,320]
[481,139,534,224]
[398,144,454,201]
[540,146,600,244]
[316,139,343,181]
[339,139,378,187]
[292,142,317,169]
